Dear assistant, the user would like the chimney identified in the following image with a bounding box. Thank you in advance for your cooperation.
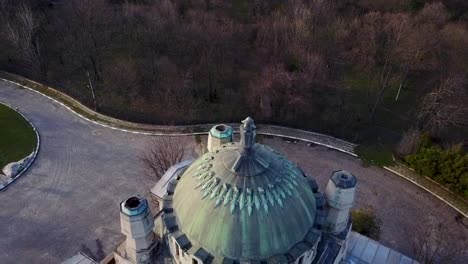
[207,124,233,152]
[119,196,157,264]
[324,171,357,234]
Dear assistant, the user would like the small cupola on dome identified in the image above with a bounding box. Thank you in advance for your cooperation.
[207,124,233,152]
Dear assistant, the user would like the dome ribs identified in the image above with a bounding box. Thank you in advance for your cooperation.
[202,178,220,199]
[253,190,261,212]
[223,187,233,207]
[210,182,222,200]
[246,188,254,216]
[239,190,246,211]
[266,185,276,206]
[230,187,239,214]
[215,184,229,208]
[171,118,317,260]
[258,187,269,213]
[196,171,301,210]
[191,162,307,214]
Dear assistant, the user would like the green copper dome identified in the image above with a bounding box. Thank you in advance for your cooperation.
[172,117,317,261]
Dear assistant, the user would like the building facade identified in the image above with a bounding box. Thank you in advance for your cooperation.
[114,117,358,264]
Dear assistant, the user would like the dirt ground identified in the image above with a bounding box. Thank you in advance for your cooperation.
[262,136,468,260]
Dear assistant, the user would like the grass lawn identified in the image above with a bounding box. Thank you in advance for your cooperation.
[0,103,37,169]
[355,143,395,167]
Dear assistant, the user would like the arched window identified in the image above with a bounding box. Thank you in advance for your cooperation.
[192,258,199,264]
[298,255,304,264]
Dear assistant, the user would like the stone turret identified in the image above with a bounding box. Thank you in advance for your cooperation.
[116,196,157,264]
[207,124,233,152]
[324,170,357,234]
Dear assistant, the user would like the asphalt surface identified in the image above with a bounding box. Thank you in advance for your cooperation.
[0,81,158,263]
[1,80,467,263]
[266,137,468,260]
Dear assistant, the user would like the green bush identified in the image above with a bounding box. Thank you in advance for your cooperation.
[351,207,381,240]
[406,135,468,198]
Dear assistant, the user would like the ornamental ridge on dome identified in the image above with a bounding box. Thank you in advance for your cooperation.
[191,144,303,216]
[171,116,318,260]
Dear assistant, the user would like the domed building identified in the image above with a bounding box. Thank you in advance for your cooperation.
[113,117,358,264]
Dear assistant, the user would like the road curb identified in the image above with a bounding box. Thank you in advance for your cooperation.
[0,77,357,154]
[1,75,467,218]
[0,102,40,191]
[258,132,357,157]
[383,166,468,219]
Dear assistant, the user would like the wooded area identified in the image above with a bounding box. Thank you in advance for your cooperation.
[0,0,467,147]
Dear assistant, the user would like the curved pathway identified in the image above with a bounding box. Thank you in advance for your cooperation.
[0,80,467,263]
[265,137,468,260]
[0,81,157,263]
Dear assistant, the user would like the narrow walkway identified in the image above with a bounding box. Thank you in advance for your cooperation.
[385,164,468,218]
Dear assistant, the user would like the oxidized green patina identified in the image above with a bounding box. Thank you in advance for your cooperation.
[209,124,233,139]
[172,118,316,260]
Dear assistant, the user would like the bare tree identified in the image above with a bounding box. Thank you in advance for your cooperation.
[141,137,186,180]
[417,75,467,134]
[395,128,421,157]
[411,217,468,264]
[5,3,43,77]
[347,12,414,123]
[248,64,292,118]
[248,50,327,121]
[393,4,444,101]
[58,0,112,106]
[256,1,313,59]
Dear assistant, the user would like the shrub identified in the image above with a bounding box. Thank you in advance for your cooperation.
[406,135,468,198]
[351,207,381,240]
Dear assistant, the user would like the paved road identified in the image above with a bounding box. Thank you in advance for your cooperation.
[265,137,468,260]
[0,81,160,263]
[1,80,467,263]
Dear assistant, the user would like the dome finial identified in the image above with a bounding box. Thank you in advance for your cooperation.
[240,116,256,152]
